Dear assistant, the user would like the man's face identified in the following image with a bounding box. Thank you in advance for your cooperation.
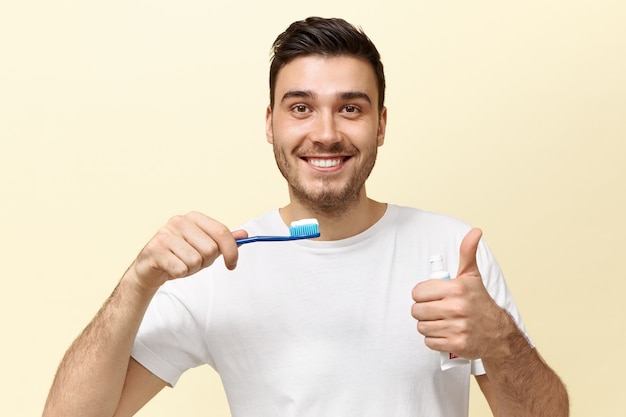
[266,55,387,213]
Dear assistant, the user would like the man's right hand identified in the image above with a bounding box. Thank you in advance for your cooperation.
[127,211,248,292]
[43,212,248,417]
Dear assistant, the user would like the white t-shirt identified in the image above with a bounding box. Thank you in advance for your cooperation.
[132,205,529,416]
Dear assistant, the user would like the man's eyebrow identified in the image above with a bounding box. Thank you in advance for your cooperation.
[280,90,372,104]
[340,91,371,103]
[281,90,316,102]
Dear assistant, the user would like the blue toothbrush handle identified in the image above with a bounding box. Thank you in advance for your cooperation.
[236,233,320,246]
[236,236,292,246]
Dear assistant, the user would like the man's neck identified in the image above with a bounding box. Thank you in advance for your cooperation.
[279,196,387,241]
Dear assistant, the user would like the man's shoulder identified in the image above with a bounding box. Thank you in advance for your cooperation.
[390,204,471,230]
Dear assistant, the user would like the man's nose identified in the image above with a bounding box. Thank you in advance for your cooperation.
[310,111,341,145]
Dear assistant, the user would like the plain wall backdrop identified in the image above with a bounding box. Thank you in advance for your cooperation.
[1,1,625,416]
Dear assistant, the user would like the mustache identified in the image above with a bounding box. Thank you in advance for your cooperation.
[294,143,358,156]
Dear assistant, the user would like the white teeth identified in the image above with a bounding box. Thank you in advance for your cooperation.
[308,158,342,168]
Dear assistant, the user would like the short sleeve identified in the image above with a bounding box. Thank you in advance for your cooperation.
[131,271,212,386]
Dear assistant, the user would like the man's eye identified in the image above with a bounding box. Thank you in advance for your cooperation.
[342,105,360,113]
[292,105,308,113]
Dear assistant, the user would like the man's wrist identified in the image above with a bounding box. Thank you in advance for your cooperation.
[482,309,532,364]
[119,264,161,302]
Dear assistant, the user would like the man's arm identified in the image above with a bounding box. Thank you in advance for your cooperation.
[43,275,165,417]
[412,228,569,417]
[43,212,247,417]
[115,358,169,416]
[475,340,569,416]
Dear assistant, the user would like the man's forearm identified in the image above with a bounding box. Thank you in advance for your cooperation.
[43,274,157,417]
[482,313,569,417]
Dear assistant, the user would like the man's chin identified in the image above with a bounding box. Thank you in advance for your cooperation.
[292,185,362,212]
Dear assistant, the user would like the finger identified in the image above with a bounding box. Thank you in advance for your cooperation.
[161,214,217,271]
[423,336,448,353]
[411,279,451,303]
[226,229,248,269]
[232,229,249,241]
[411,300,449,321]
[164,237,206,277]
[188,212,241,270]
[416,318,454,338]
[134,229,199,284]
[457,227,483,277]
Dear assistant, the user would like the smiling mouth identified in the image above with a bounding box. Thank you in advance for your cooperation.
[306,157,345,168]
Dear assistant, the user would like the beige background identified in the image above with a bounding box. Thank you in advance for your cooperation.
[2,1,625,416]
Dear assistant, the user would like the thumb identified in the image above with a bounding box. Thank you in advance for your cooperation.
[232,229,249,241]
[457,228,483,277]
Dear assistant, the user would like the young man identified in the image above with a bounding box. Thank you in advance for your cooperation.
[43,17,568,417]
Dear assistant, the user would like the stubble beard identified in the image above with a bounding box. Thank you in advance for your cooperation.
[273,141,378,218]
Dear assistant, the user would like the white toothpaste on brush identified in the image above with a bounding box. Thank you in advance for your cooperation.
[429,254,470,371]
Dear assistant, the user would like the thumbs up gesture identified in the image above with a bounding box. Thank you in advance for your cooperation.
[411,228,514,360]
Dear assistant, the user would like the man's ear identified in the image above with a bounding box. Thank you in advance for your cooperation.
[377,106,387,146]
[265,105,274,144]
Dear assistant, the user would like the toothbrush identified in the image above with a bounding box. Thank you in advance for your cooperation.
[236,218,320,246]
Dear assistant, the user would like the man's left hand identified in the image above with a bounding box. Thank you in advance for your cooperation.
[411,228,513,360]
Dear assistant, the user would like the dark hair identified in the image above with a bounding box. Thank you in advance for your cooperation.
[269,17,386,113]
